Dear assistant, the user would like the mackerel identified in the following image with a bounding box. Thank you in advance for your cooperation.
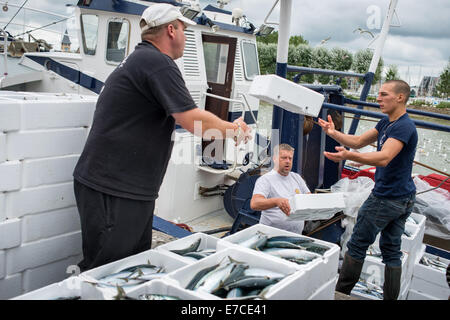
[262,248,321,261]
[170,238,202,255]
[266,236,313,245]
[185,263,221,290]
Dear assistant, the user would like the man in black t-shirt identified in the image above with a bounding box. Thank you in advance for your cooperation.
[73,3,251,271]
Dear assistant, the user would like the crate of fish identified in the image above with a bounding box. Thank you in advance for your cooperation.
[410,245,450,299]
[218,224,340,291]
[350,277,384,300]
[167,247,316,300]
[154,232,218,264]
[12,277,83,300]
[79,249,188,300]
[360,248,410,288]
[116,278,212,300]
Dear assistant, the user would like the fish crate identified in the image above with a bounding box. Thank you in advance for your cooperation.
[12,277,83,300]
[123,278,211,300]
[79,249,188,300]
[154,232,219,264]
[166,247,319,300]
[307,275,338,300]
[218,224,340,295]
[409,245,450,300]
[360,253,409,288]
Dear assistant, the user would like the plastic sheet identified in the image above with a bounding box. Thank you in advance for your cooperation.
[412,177,450,240]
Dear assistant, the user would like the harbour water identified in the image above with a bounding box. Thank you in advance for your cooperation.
[256,103,450,177]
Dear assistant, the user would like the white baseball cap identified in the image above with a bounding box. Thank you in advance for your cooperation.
[140,3,197,31]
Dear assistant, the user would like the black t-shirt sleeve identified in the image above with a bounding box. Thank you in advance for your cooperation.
[147,65,197,116]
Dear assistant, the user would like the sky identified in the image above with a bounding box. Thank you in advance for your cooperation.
[0,0,448,87]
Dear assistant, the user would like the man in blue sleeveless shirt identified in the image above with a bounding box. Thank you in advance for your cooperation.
[318,80,417,300]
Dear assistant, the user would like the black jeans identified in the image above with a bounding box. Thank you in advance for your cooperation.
[74,180,155,272]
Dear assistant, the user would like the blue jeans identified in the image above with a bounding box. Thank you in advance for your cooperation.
[347,192,416,267]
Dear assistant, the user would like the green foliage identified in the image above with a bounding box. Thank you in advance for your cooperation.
[435,59,450,99]
[352,48,384,84]
[257,31,309,46]
[330,47,353,71]
[311,47,332,84]
[408,99,432,107]
[436,101,450,109]
[257,42,277,75]
[385,64,401,81]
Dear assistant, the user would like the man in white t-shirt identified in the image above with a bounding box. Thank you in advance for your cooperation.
[250,143,310,234]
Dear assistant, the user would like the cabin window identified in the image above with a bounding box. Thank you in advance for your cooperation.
[241,41,259,80]
[80,14,98,55]
[106,19,130,64]
[203,42,229,84]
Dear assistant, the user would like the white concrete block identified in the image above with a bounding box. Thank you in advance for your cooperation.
[0,218,21,250]
[21,100,95,130]
[0,160,22,192]
[0,101,21,132]
[5,182,76,219]
[23,254,82,293]
[6,231,82,275]
[0,133,6,162]
[0,273,22,300]
[22,206,81,243]
[0,193,5,222]
[22,155,79,188]
[0,250,5,279]
[6,128,87,160]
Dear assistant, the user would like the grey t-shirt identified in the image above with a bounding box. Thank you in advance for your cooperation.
[253,170,310,234]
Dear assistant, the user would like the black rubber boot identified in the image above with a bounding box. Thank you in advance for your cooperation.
[383,265,402,300]
[336,252,364,295]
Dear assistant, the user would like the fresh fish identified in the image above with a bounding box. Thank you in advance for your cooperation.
[262,248,321,262]
[266,236,313,245]
[226,287,244,299]
[238,232,268,250]
[366,245,382,258]
[185,263,220,290]
[97,271,146,288]
[243,268,284,279]
[420,256,448,272]
[407,216,418,225]
[194,262,236,293]
[403,229,412,237]
[264,241,304,249]
[170,238,202,255]
[119,262,159,273]
[182,252,209,260]
[53,296,82,300]
[224,276,283,290]
[220,263,249,288]
[138,294,181,300]
[297,242,330,255]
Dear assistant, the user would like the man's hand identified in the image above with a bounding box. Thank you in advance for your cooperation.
[232,117,252,146]
[318,115,336,136]
[324,146,349,163]
[276,198,291,216]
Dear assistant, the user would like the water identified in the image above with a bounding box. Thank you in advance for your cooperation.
[256,103,450,176]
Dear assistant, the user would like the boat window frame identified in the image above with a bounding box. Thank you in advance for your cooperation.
[80,13,99,56]
[241,39,260,81]
[104,17,131,66]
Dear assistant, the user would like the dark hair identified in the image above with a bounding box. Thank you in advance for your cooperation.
[385,80,411,104]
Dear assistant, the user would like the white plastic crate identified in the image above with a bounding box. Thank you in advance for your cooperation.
[407,288,439,300]
[248,75,325,117]
[373,222,423,255]
[167,247,315,300]
[154,232,219,264]
[360,253,409,288]
[412,245,449,288]
[125,278,211,300]
[12,277,83,300]
[79,249,188,300]
[307,275,338,300]
[287,192,346,221]
[218,224,340,294]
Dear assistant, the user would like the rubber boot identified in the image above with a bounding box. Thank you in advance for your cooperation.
[335,252,364,295]
[383,265,402,300]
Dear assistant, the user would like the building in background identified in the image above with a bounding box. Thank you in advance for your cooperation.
[417,76,439,97]
[61,29,71,52]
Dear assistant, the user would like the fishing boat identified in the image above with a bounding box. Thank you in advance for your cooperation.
[0,0,448,300]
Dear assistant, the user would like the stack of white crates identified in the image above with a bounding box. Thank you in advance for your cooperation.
[407,245,450,300]
[13,224,340,300]
[351,212,426,300]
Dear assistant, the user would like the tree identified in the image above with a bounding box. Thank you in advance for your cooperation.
[257,42,277,75]
[330,47,353,71]
[257,31,309,46]
[352,48,384,84]
[385,64,401,81]
[435,59,450,99]
[311,47,332,84]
